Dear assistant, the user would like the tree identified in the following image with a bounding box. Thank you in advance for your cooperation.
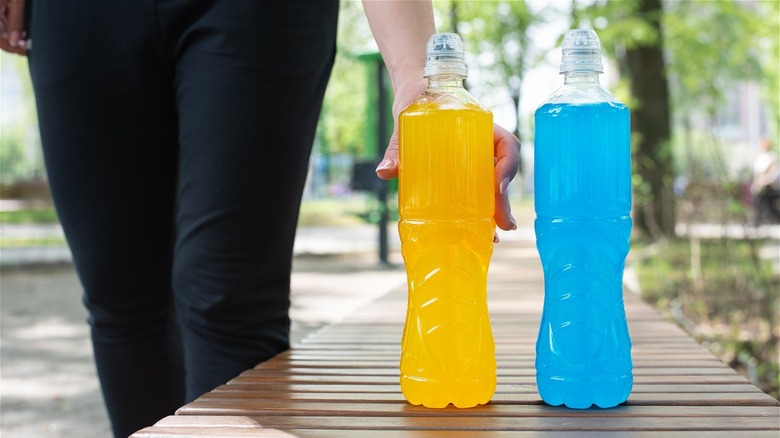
[439,0,541,146]
[623,0,675,239]
[579,0,675,239]
[579,0,775,239]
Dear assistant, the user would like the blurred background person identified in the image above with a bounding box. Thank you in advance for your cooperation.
[751,137,780,225]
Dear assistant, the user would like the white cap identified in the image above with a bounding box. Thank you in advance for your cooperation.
[560,29,604,74]
[424,33,467,78]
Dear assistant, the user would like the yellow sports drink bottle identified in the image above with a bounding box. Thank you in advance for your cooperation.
[397,33,496,408]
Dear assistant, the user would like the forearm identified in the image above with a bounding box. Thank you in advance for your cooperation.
[364,1,520,232]
[362,0,435,91]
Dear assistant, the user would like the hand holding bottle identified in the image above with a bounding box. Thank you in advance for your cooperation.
[376,112,521,234]
[362,1,519,234]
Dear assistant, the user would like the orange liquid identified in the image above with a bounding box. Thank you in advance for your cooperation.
[398,92,496,408]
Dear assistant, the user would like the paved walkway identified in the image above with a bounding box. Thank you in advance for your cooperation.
[0,224,453,437]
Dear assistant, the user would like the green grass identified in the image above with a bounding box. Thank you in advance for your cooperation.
[0,200,370,228]
[633,237,779,399]
[0,236,67,248]
[0,208,59,224]
[0,197,376,248]
[0,198,374,247]
[298,196,385,226]
[0,207,64,247]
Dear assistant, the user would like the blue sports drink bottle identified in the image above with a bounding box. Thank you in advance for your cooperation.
[533,28,633,409]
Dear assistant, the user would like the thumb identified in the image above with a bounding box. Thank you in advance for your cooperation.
[375,129,399,180]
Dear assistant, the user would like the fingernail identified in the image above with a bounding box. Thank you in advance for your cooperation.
[9,31,19,46]
[499,177,510,195]
[510,214,517,230]
[17,40,26,49]
[493,233,500,243]
[375,159,394,172]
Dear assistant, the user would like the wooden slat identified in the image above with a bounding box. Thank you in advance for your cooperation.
[135,416,780,437]
[141,414,780,432]
[193,390,779,407]
[214,383,765,395]
[133,239,779,437]
[228,373,749,386]
[177,398,780,418]
[230,366,740,378]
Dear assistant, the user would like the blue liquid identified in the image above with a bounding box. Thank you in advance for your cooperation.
[533,101,633,409]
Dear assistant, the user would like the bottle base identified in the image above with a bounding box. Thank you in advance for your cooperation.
[401,375,496,408]
[536,374,632,409]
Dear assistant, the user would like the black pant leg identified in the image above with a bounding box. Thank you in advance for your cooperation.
[29,0,339,434]
[27,1,185,436]
[157,0,339,400]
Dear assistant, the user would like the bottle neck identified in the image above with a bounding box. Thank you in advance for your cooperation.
[427,74,466,90]
[563,71,601,85]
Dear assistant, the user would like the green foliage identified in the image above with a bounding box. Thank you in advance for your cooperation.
[317,1,374,158]
[579,0,775,158]
[455,0,536,84]
[318,53,367,156]
[1,52,43,183]
[436,0,543,139]
[759,0,780,138]
[576,1,657,52]
[664,0,767,116]
[634,238,779,398]
[0,124,29,183]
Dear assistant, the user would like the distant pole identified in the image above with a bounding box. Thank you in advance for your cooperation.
[376,62,390,265]
[356,52,393,265]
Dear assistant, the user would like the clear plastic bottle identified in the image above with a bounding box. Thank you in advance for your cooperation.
[533,29,633,409]
[397,33,496,408]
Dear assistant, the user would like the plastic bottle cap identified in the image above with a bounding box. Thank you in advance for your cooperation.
[560,29,604,74]
[424,33,468,78]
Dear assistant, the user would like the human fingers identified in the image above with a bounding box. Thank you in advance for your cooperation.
[375,131,399,180]
[375,77,427,181]
[0,0,28,55]
[493,123,521,231]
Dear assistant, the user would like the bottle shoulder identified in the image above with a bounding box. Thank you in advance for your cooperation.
[534,100,628,117]
[401,88,490,116]
[538,82,624,108]
[534,85,628,116]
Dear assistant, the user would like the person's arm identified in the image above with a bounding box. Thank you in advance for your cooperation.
[0,0,29,55]
[362,0,432,179]
[363,0,520,232]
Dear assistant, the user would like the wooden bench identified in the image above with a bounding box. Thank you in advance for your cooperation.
[133,239,780,437]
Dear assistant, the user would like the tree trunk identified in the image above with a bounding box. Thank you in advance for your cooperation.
[624,0,676,239]
[450,0,459,34]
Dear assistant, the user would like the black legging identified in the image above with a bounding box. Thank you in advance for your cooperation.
[27,1,337,436]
